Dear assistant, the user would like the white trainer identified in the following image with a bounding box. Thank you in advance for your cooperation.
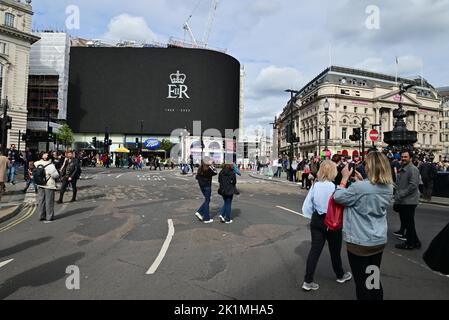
[302,282,319,291]
[195,212,203,221]
[336,272,352,284]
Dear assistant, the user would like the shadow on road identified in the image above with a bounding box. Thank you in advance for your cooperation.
[54,206,98,221]
[0,237,53,259]
[0,252,85,299]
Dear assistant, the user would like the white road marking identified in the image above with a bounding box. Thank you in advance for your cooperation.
[0,259,13,268]
[175,176,190,181]
[276,206,306,218]
[146,219,175,275]
[116,173,127,179]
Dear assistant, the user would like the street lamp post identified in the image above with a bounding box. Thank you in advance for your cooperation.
[285,89,300,181]
[318,127,322,157]
[324,98,330,155]
[139,120,144,155]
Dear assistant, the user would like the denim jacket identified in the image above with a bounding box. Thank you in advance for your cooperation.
[334,180,393,247]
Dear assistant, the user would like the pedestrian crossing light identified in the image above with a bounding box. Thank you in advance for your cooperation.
[5,116,12,130]
[349,128,361,141]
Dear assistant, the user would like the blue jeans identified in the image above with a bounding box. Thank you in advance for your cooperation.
[220,195,233,222]
[198,186,212,220]
[8,163,17,183]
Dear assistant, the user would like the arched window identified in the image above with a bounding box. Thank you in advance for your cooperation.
[209,142,221,150]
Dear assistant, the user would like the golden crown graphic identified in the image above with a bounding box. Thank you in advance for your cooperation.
[170,70,186,84]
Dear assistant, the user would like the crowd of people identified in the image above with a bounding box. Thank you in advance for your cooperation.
[298,148,448,300]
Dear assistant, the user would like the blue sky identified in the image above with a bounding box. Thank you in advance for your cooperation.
[32,0,449,134]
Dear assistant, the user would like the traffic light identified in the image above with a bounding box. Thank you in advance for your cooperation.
[108,139,112,146]
[349,128,361,141]
[5,116,12,130]
[92,137,97,147]
[286,123,292,143]
[135,138,139,144]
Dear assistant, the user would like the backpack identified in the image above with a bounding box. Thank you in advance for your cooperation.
[33,164,50,186]
[324,193,344,231]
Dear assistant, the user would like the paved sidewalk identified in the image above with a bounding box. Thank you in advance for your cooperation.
[249,173,449,207]
[0,173,28,223]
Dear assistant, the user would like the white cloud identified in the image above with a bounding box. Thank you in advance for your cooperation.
[103,14,158,43]
[248,0,281,16]
[354,55,423,77]
[249,66,305,98]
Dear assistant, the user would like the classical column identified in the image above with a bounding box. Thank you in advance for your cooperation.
[414,112,419,131]
[389,108,394,131]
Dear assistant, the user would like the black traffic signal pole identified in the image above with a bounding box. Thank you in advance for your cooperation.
[1,98,8,155]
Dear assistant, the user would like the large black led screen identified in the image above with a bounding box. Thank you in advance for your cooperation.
[67,47,240,135]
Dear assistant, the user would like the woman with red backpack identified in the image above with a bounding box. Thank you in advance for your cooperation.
[301,160,352,292]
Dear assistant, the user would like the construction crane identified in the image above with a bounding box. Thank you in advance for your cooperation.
[170,0,224,52]
[202,0,219,47]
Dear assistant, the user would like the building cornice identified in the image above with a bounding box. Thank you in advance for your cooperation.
[0,0,33,15]
[0,25,40,44]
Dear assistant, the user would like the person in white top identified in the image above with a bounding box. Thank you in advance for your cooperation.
[35,153,60,222]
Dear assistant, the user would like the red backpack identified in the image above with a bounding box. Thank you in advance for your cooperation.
[325,193,344,231]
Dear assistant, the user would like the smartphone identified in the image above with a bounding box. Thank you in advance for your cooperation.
[348,163,356,177]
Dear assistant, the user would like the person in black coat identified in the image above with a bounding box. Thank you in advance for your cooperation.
[195,158,217,223]
[218,164,237,224]
[57,150,81,203]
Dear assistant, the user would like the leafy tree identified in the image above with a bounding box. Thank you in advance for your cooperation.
[160,139,173,152]
[55,123,74,150]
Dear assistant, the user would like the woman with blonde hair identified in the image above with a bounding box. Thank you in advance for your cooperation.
[334,151,394,300]
[301,160,352,291]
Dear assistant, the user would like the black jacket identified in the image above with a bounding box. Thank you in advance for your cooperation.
[218,167,237,196]
[61,158,81,179]
[196,166,217,188]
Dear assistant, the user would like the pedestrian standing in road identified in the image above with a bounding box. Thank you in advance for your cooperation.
[0,150,9,195]
[276,157,283,178]
[393,150,422,250]
[334,151,394,300]
[218,163,237,224]
[301,160,352,292]
[195,158,217,224]
[57,150,81,204]
[23,161,38,193]
[419,158,438,201]
[7,144,19,185]
[35,153,60,223]
[331,154,344,186]
[291,157,298,183]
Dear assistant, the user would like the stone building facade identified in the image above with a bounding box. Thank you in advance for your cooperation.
[276,66,442,160]
[0,0,39,151]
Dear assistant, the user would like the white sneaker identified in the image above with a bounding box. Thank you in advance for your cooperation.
[43,220,53,224]
[203,219,214,224]
[225,220,233,224]
[195,212,203,221]
[336,272,352,284]
[219,215,225,223]
[302,282,319,291]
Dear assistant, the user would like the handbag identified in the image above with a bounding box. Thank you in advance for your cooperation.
[325,193,344,231]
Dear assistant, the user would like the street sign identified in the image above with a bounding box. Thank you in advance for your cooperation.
[369,129,379,141]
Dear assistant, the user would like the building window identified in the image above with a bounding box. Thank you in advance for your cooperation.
[365,108,368,114]
[0,42,6,55]
[343,105,347,111]
[341,89,350,95]
[354,107,358,113]
[5,13,15,28]
[423,134,426,145]
[446,134,449,142]
[343,118,347,124]
[446,123,449,129]
[342,127,347,140]
[430,134,433,145]
[355,91,360,97]
[354,120,357,125]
